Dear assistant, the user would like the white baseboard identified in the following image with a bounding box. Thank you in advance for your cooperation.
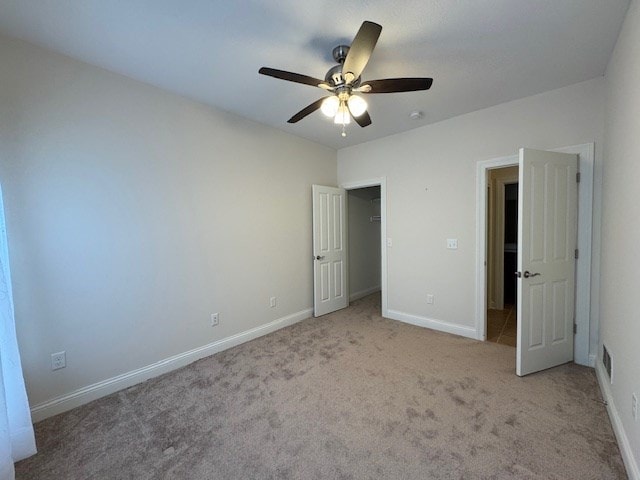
[349,286,381,302]
[30,307,313,422]
[386,309,477,340]
[595,361,640,480]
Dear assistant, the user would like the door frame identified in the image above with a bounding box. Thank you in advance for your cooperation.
[340,177,388,317]
[475,143,594,366]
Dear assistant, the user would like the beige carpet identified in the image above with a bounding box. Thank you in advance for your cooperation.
[17,294,626,479]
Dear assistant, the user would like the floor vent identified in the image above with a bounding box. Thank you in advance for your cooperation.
[602,344,612,381]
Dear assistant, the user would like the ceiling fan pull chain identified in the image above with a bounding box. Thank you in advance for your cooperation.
[341,124,347,138]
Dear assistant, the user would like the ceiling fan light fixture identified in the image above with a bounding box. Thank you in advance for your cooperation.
[320,96,340,117]
[334,103,351,125]
[347,95,367,117]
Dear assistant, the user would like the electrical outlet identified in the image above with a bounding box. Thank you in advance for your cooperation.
[51,351,66,371]
[633,393,638,421]
[426,294,434,304]
[270,296,277,308]
[447,239,458,249]
[210,313,219,327]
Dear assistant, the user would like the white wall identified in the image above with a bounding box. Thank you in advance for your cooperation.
[600,0,640,475]
[348,189,381,299]
[338,78,605,348]
[0,35,337,411]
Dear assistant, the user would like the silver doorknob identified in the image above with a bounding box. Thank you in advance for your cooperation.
[516,271,541,278]
[315,255,325,260]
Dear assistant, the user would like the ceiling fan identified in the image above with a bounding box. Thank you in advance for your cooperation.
[259,21,433,136]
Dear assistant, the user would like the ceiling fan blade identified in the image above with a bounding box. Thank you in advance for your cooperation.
[351,109,372,128]
[342,21,382,84]
[287,97,327,123]
[259,67,331,89]
[358,78,433,93]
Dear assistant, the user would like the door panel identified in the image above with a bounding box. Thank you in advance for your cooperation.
[517,149,578,376]
[320,263,330,301]
[319,191,330,252]
[313,185,348,317]
[551,280,568,343]
[333,194,343,250]
[333,260,344,298]
[528,282,545,349]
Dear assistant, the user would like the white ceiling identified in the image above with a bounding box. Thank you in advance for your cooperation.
[0,0,629,149]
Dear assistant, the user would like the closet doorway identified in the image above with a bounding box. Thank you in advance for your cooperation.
[347,186,382,310]
[486,166,519,347]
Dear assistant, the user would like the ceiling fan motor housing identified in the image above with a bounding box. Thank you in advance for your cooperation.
[325,61,361,88]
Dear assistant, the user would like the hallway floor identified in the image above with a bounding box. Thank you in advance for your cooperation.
[487,305,517,347]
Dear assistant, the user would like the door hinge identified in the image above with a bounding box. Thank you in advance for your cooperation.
[574,323,577,334]
[576,172,581,183]
[574,248,579,259]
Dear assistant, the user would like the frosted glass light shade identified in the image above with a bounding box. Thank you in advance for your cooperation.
[320,96,340,117]
[334,104,351,124]
[347,95,367,117]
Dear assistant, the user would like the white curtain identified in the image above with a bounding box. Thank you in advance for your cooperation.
[0,186,36,480]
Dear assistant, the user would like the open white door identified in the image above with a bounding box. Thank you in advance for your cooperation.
[312,185,348,317]
[517,148,578,376]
